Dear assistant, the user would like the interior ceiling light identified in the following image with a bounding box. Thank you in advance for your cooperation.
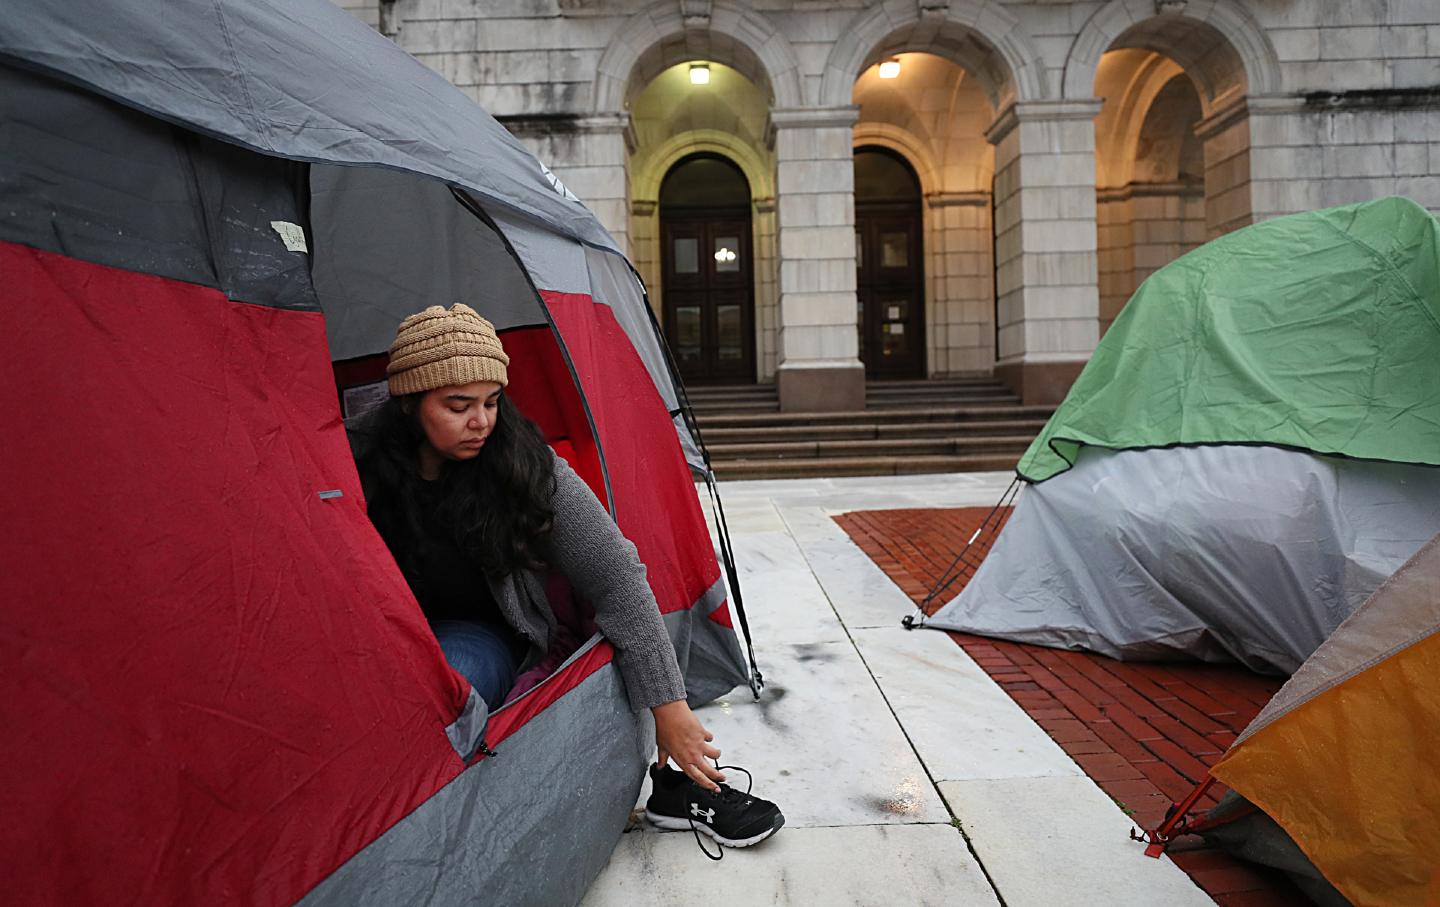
[714,247,737,263]
[878,58,901,79]
[689,63,710,85]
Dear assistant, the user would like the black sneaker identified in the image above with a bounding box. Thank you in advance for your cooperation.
[645,763,785,859]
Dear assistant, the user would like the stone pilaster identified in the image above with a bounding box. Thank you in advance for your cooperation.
[925,191,994,375]
[771,106,865,412]
[985,100,1103,405]
[1194,95,1254,239]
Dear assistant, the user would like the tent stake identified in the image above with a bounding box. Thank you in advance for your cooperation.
[1133,775,1216,857]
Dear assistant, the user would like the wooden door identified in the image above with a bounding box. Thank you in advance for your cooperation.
[661,214,755,384]
[855,205,924,379]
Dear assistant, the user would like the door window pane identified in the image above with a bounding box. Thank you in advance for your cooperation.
[674,237,699,274]
[673,306,702,362]
[880,232,908,269]
[713,236,740,272]
[717,305,743,360]
[881,321,908,358]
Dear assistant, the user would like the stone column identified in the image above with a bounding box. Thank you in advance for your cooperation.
[985,100,1103,406]
[771,107,864,412]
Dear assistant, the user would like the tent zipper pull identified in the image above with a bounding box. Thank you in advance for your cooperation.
[477,739,499,759]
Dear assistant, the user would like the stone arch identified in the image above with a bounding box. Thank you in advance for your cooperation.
[634,130,775,204]
[851,123,942,199]
[820,2,1046,110]
[593,0,803,114]
[1095,51,1186,189]
[1063,0,1281,112]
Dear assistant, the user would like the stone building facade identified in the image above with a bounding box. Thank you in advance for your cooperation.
[339,0,1440,408]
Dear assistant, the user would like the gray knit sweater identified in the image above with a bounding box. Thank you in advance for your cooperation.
[489,453,687,711]
[351,423,688,712]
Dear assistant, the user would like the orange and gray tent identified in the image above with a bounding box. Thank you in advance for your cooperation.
[0,1,757,905]
[1203,534,1440,906]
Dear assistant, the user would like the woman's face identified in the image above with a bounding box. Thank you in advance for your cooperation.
[416,381,503,466]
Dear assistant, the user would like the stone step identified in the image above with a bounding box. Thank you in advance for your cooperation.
[699,418,1050,443]
[864,382,1013,397]
[713,452,1020,480]
[688,398,781,412]
[866,391,1019,407]
[706,434,1034,460]
[696,403,1055,430]
[683,385,779,401]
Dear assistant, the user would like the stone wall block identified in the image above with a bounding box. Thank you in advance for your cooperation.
[779,225,854,261]
[1019,185,1097,221]
[1270,28,1321,61]
[1326,144,1400,179]
[1395,176,1440,208]
[1319,26,1383,61]
[1024,317,1099,357]
[1021,219,1099,254]
[1012,152,1097,188]
[1024,251,1099,287]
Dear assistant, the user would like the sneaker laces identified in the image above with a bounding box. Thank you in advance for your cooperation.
[688,763,753,862]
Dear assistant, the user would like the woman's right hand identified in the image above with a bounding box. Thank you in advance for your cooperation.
[652,699,724,791]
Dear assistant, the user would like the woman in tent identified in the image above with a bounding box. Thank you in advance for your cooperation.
[350,304,783,850]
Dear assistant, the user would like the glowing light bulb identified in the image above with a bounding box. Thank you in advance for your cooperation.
[878,58,901,79]
[690,63,710,85]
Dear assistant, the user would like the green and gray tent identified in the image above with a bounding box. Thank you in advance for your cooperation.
[929,196,1440,673]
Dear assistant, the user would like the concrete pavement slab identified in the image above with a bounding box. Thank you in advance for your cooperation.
[690,638,951,828]
[725,530,851,647]
[583,823,1001,907]
[776,505,918,630]
[939,776,1213,907]
[853,626,1082,783]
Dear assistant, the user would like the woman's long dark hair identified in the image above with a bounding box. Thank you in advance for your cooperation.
[355,392,555,578]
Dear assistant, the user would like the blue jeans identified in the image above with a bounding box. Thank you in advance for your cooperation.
[430,620,520,709]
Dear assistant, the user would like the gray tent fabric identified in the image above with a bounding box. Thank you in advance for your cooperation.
[1201,793,1352,907]
[0,0,618,254]
[0,64,316,313]
[299,660,649,907]
[312,166,548,359]
[928,445,1440,673]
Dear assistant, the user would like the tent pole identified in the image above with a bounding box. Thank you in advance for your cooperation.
[630,264,765,700]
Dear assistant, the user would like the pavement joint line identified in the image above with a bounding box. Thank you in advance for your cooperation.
[774,499,1012,907]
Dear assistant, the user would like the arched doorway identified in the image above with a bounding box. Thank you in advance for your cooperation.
[659,154,756,384]
[854,146,925,378]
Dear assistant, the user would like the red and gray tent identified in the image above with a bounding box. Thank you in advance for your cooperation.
[0,1,758,904]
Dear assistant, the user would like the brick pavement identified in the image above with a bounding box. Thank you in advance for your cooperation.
[834,506,1312,907]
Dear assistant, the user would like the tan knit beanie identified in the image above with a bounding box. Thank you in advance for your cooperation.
[386,304,509,395]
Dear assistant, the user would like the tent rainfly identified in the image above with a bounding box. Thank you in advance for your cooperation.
[921,197,1440,904]
[0,1,756,905]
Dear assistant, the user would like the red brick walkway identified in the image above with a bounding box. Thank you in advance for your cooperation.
[835,506,1312,907]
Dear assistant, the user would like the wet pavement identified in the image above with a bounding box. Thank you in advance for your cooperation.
[582,473,1215,907]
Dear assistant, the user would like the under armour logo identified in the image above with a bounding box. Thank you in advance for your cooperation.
[690,803,716,824]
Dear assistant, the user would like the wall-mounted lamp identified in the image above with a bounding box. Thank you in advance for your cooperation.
[878,58,901,79]
[690,63,710,85]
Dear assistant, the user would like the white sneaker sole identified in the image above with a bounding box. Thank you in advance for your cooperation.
[644,809,784,848]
